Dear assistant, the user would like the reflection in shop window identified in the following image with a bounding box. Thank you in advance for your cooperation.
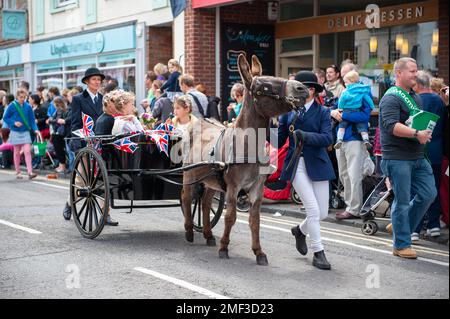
[355,21,438,101]
[100,67,136,93]
[37,75,63,90]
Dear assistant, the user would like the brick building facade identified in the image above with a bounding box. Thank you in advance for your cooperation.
[147,26,173,73]
[184,0,274,97]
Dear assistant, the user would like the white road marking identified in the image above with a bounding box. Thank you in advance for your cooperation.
[0,219,42,234]
[31,181,68,190]
[235,219,449,267]
[134,267,230,299]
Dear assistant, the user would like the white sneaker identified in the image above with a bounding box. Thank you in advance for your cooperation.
[427,228,440,237]
[411,232,420,242]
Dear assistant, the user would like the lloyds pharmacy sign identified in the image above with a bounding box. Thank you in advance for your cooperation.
[50,33,105,57]
[31,25,135,62]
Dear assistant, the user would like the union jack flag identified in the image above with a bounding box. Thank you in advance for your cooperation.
[151,133,169,156]
[82,113,95,137]
[156,123,174,134]
[113,138,138,154]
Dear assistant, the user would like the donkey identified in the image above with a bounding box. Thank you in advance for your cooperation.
[181,54,308,265]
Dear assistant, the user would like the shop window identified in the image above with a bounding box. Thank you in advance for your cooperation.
[100,67,136,93]
[37,74,63,90]
[2,0,16,9]
[98,52,136,68]
[36,62,63,74]
[281,37,313,53]
[65,57,95,71]
[279,0,314,21]
[354,21,438,102]
[318,32,355,69]
[66,72,85,89]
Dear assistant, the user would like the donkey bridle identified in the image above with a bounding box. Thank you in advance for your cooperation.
[250,78,301,110]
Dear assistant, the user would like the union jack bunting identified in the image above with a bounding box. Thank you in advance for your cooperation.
[82,113,95,137]
[156,123,175,134]
[151,133,169,156]
[112,138,138,154]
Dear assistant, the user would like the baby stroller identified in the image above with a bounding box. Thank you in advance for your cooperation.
[360,176,394,236]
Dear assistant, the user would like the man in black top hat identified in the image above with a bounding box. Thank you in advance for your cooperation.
[62,67,118,226]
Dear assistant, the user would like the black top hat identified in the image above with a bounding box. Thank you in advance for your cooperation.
[295,71,324,93]
[82,67,105,84]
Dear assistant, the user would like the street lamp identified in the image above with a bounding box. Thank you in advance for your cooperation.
[370,36,378,53]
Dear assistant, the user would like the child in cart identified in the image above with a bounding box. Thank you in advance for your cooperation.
[110,90,144,135]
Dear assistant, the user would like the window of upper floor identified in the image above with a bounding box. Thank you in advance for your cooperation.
[50,0,79,14]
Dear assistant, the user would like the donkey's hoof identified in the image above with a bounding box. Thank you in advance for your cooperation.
[256,255,269,266]
[206,237,216,247]
[185,231,194,243]
[219,249,229,259]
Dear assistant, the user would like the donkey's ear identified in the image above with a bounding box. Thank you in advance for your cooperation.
[238,54,252,89]
[251,55,262,77]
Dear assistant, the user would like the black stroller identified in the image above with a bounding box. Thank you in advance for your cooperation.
[360,176,394,236]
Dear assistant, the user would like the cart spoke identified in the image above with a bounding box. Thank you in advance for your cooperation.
[92,201,99,229]
[92,197,105,219]
[91,168,101,189]
[73,196,85,206]
[92,193,105,203]
[89,158,97,186]
[82,199,90,229]
[80,156,90,184]
[76,199,88,219]
[74,168,88,187]
[92,183,105,194]
[86,154,93,185]
[88,200,93,232]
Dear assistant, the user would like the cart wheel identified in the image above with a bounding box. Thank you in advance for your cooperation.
[290,187,302,205]
[70,147,109,239]
[361,221,378,236]
[187,184,225,233]
[237,193,251,212]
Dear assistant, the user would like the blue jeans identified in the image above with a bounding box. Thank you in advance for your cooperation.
[414,164,442,232]
[381,159,437,249]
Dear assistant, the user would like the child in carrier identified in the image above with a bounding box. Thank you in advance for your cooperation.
[110,90,144,135]
[334,71,374,150]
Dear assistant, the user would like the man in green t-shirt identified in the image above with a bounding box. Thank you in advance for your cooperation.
[379,57,436,259]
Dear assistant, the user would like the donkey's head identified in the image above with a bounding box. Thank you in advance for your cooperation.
[238,54,309,119]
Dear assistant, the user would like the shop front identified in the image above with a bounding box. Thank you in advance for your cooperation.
[31,23,138,92]
[0,45,24,93]
[276,0,441,103]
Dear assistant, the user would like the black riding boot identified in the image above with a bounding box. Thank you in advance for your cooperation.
[313,250,331,270]
[63,202,72,220]
[291,225,308,255]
